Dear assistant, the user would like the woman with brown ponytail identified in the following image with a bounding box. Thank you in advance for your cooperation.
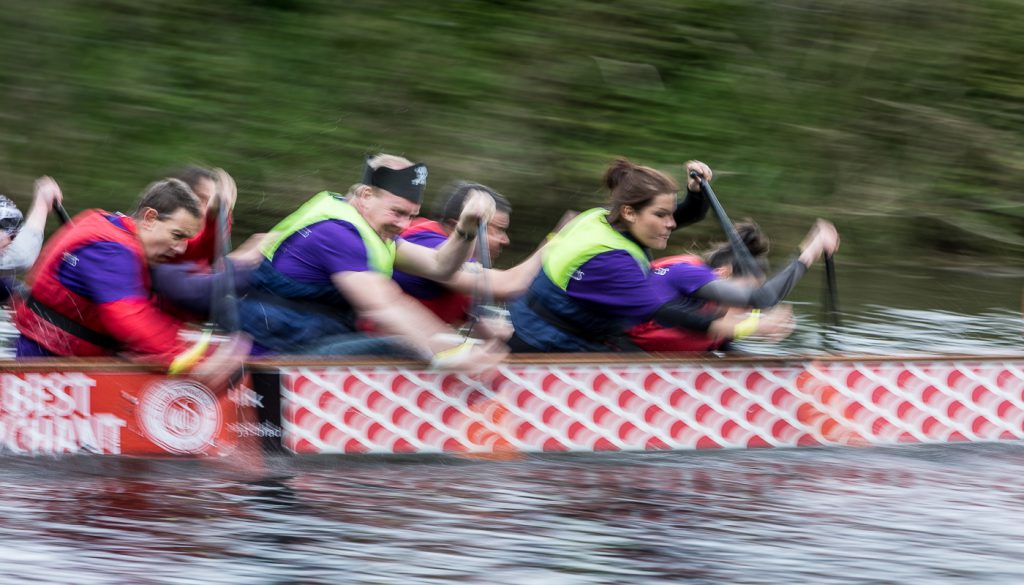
[507,157,718,353]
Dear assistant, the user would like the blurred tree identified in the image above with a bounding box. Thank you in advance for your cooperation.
[0,0,1020,265]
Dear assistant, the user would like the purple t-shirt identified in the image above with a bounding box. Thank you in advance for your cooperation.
[270,220,372,284]
[563,250,664,323]
[58,242,147,304]
[648,260,718,306]
[393,229,448,299]
[19,216,144,358]
[57,216,147,304]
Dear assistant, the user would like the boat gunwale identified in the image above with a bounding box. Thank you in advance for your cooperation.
[3,352,1024,373]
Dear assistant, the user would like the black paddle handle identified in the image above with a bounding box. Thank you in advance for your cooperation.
[52,201,72,225]
[211,193,240,333]
[476,218,493,304]
[823,253,841,327]
[688,171,763,279]
[461,218,495,339]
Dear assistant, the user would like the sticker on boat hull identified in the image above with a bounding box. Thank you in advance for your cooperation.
[137,380,222,454]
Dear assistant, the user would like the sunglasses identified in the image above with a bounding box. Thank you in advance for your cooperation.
[0,216,22,238]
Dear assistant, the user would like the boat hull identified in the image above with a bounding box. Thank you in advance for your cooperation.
[1,363,252,456]
[276,357,1024,454]
[3,355,1024,456]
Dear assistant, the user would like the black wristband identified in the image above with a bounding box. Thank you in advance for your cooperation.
[455,225,477,241]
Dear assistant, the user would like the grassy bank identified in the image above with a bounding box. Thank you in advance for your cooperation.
[1,0,1021,265]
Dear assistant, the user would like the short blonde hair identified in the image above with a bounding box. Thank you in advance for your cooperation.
[367,153,414,171]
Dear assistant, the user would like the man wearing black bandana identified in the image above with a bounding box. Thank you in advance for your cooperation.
[238,153,506,371]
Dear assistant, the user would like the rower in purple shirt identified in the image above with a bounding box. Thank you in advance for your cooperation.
[235,153,508,372]
[629,220,839,352]
[509,157,720,353]
[272,220,373,283]
[392,181,540,332]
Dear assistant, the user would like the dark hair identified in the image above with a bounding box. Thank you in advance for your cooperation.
[436,181,511,225]
[133,178,202,219]
[603,158,679,227]
[704,220,770,272]
[170,165,216,191]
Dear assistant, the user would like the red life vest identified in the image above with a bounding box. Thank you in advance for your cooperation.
[13,210,175,358]
[398,218,471,325]
[175,209,227,267]
[629,254,726,352]
[403,217,446,238]
[651,254,703,271]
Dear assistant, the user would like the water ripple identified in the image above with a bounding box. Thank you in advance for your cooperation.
[1,447,1024,583]
[2,274,1024,583]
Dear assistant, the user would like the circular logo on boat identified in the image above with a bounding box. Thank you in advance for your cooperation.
[137,380,222,454]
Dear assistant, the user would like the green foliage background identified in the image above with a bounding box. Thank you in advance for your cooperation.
[1,0,1022,265]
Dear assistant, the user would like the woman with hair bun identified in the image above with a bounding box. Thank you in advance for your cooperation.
[508,157,719,352]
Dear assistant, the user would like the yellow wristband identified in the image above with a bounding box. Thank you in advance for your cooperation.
[168,329,213,375]
[430,339,475,369]
[732,310,762,340]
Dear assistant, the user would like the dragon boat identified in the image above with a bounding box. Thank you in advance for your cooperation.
[5,353,1024,457]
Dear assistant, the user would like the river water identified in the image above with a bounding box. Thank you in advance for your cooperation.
[1,263,1023,584]
[3,446,1024,584]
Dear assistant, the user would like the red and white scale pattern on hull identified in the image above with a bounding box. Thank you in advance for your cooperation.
[279,360,1024,454]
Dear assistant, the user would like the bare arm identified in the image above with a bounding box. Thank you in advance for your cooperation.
[393,189,497,281]
[333,270,508,372]
[443,246,543,301]
[211,167,238,213]
[22,176,62,234]
[0,177,63,273]
[334,271,446,356]
[394,236,477,281]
